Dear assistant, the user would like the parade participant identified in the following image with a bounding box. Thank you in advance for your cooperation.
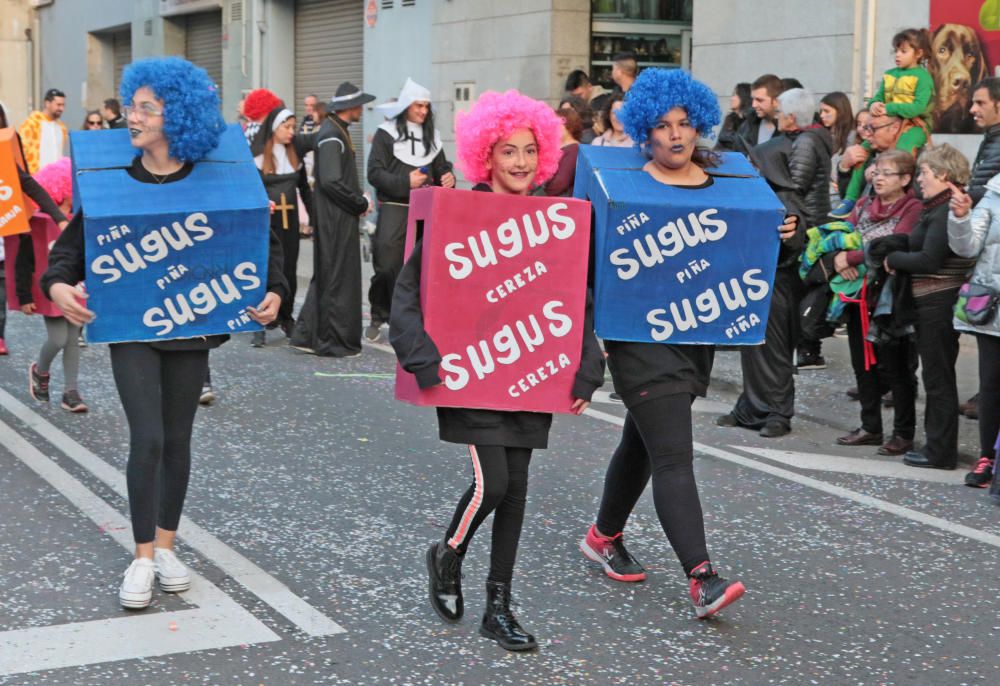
[242,88,283,146]
[579,69,769,618]
[366,78,454,342]
[41,57,288,610]
[832,29,934,218]
[17,158,88,412]
[291,82,374,357]
[250,105,313,343]
[0,100,70,356]
[18,88,68,173]
[390,89,604,651]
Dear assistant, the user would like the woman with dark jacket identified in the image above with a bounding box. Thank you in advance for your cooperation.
[250,105,313,343]
[580,69,766,619]
[884,145,975,469]
[390,90,604,652]
[42,58,287,610]
[834,150,922,455]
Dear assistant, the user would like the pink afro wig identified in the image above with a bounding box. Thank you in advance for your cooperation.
[31,157,73,212]
[243,89,283,122]
[455,90,563,186]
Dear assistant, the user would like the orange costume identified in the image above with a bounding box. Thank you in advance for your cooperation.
[18,111,68,173]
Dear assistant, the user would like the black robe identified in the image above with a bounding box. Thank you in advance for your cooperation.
[259,163,311,325]
[291,114,368,356]
[366,125,452,325]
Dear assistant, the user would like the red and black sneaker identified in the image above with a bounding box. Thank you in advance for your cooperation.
[579,525,646,582]
[688,561,745,619]
[965,456,995,488]
[29,363,50,402]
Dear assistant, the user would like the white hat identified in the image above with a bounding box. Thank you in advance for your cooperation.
[374,78,432,120]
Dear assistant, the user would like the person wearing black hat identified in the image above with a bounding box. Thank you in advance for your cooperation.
[290,82,375,357]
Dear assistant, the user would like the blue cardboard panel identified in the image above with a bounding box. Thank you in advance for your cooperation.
[576,147,787,345]
[71,124,270,344]
[83,207,268,343]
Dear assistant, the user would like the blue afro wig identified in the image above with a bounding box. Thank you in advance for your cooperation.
[119,57,225,162]
[620,69,721,145]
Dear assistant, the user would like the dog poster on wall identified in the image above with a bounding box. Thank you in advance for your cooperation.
[929,0,1000,133]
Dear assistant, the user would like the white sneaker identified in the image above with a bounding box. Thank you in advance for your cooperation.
[153,548,191,592]
[119,558,156,609]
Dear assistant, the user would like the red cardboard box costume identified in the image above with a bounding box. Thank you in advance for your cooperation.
[394,186,592,414]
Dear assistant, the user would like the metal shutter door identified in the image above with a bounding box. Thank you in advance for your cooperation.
[295,0,364,181]
[185,10,223,100]
[112,29,132,96]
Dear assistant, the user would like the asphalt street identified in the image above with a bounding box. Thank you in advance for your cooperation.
[1,258,999,685]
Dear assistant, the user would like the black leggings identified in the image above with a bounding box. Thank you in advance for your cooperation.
[444,445,532,584]
[110,343,208,544]
[977,334,1000,459]
[596,393,709,575]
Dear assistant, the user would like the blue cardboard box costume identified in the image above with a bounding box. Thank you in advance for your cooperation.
[71,125,269,343]
[574,145,786,345]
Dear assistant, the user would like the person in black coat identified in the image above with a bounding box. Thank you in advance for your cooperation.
[718,113,809,436]
[390,90,604,652]
[968,78,1000,204]
[42,58,287,611]
[884,145,976,469]
[367,78,454,341]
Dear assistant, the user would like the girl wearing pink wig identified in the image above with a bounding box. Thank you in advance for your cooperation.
[389,90,604,652]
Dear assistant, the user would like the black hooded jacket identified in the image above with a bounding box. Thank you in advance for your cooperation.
[785,126,833,228]
[969,124,1000,204]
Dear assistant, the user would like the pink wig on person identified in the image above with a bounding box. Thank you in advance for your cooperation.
[455,90,563,186]
[30,157,73,213]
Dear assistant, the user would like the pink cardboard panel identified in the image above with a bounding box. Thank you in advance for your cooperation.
[395,187,592,414]
[3,213,66,317]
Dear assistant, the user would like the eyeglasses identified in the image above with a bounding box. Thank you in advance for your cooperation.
[861,121,897,134]
[123,103,164,121]
[86,120,102,126]
[871,169,905,177]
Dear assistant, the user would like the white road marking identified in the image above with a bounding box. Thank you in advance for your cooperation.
[0,388,345,638]
[581,406,1000,550]
[0,418,279,676]
[735,446,963,484]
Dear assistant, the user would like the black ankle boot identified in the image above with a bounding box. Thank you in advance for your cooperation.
[479,581,537,651]
[426,541,463,623]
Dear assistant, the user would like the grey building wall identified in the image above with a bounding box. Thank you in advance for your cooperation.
[35,0,138,127]
[428,0,590,181]
[361,0,434,184]
[689,0,981,161]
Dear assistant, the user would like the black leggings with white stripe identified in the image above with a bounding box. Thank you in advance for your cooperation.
[444,445,533,584]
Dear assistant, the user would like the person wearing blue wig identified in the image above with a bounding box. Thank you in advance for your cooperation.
[42,57,289,610]
[578,69,798,619]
